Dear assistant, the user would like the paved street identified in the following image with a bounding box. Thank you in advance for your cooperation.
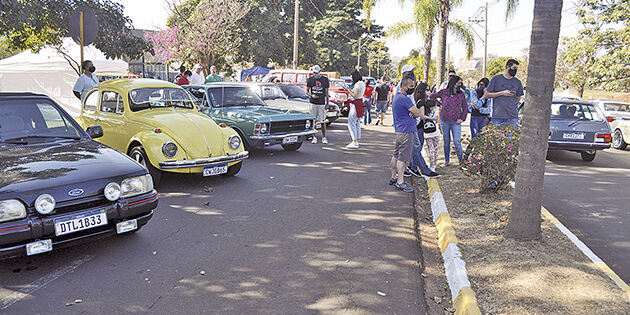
[544,147,630,283]
[0,119,427,314]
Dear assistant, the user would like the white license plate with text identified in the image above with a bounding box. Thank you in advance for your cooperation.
[203,164,228,176]
[282,136,298,144]
[563,132,585,140]
[54,209,108,236]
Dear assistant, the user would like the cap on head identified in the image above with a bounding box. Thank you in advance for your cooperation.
[401,65,417,74]
[312,65,321,73]
[193,64,202,69]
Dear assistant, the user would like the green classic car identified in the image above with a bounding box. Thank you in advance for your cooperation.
[184,83,317,151]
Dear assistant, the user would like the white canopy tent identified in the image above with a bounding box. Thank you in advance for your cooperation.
[0,37,129,116]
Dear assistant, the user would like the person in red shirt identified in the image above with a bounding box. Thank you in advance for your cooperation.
[363,80,374,124]
[177,70,192,86]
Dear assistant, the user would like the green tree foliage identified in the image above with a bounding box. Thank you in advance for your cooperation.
[397,49,436,81]
[563,0,630,92]
[0,0,150,60]
[0,36,21,59]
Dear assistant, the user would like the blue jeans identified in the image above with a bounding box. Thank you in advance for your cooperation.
[440,120,463,164]
[491,118,519,128]
[470,115,489,138]
[409,128,432,174]
[363,98,372,124]
[347,104,361,140]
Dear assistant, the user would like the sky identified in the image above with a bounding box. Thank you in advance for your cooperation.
[119,0,582,61]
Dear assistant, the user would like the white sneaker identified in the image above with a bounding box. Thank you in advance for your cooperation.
[322,137,328,144]
[345,142,355,148]
[311,137,318,144]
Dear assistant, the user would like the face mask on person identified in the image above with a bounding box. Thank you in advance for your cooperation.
[88,66,96,73]
[313,73,321,79]
[405,86,415,95]
[508,68,518,76]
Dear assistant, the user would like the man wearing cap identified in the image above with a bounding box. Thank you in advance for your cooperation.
[306,65,330,144]
[190,64,205,84]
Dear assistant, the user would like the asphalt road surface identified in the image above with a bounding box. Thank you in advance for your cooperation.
[0,119,427,314]
[544,147,630,283]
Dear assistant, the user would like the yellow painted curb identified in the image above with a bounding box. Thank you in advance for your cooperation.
[541,207,560,224]
[453,286,482,315]
[435,212,459,255]
[427,178,441,198]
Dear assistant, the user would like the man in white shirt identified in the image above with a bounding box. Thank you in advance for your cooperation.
[190,64,205,84]
[73,60,99,100]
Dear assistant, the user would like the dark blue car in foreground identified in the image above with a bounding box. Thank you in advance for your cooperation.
[0,92,158,259]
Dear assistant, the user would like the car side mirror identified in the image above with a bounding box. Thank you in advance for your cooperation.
[86,126,103,139]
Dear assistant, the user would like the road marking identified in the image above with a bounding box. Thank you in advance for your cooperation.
[0,254,93,310]
[541,207,630,301]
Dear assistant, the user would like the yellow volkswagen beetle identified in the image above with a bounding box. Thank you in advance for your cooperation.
[76,79,248,186]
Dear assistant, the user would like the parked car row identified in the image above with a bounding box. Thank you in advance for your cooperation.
[1,78,322,259]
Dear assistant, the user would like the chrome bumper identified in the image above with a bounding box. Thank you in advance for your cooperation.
[158,151,249,169]
[250,129,317,140]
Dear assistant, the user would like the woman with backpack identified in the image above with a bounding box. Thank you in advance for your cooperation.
[419,99,440,171]
[469,78,492,138]
[406,82,438,178]
[346,69,365,149]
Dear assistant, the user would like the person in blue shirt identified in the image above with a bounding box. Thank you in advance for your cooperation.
[469,78,493,138]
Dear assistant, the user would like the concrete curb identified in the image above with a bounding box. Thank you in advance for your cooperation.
[426,178,482,315]
[541,207,630,301]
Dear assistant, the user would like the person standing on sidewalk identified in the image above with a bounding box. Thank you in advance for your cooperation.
[205,66,222,83]
[72,60,98,101]
[430,75,468,166]
[306,65,330,144]
[374,78,390,126]
[390,76,422,193]
[469,78,492,138]
[484,59,523,128]
[363,79,374,125]
[346,69,365,148]
[407,82,439,178]
[190,64,205,84]
[421,99,440,171]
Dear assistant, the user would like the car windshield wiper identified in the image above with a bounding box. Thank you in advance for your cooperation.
[2,134,81,144]
[568,118,588,127]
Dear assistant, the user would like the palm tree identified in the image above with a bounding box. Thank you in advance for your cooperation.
[387,0,474,83]
[506,0,564,240]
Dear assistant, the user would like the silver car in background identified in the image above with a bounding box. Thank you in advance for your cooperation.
[593,100,630,150]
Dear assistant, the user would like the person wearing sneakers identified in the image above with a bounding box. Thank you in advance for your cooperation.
[389,76,421,193]
[346,69,365,149]
[306,65,330,144]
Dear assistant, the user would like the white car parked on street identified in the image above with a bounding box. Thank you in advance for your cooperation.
[593,100,630,150]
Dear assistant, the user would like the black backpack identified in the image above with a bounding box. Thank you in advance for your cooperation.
[423,120,437,133]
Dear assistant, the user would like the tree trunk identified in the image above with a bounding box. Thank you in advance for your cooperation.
[435,1,449,87]
[577,83,585,98]
[506,0,563,241]
[423,24,434,82]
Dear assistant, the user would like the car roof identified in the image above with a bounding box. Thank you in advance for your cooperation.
[552,99,595,105]
[185,82,268,89]
[96,78,181,90]
[0,92,50,99]
[594,99,629,104]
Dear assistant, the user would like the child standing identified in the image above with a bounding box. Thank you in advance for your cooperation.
[420,99,440,171]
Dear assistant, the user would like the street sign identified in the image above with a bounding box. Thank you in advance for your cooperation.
[69,7,98,46]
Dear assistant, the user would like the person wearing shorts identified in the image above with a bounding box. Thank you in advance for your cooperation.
[306,65,330,144]
[374,78,390,125]
[390,76,421,193]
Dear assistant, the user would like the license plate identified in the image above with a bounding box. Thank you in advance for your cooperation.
[282,136,298,144]
[203,164,227,176]
[327,111,337,117]
[563,132,585,140]
[54,209,108,236]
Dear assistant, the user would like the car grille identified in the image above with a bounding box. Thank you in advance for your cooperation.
[269,120,307,134]
[52,197,114,215]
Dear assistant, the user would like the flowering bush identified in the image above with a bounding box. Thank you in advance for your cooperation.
[461,123,520,192]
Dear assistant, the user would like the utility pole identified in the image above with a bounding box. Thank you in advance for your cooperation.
[357,36,361,70]
[377,45,381,79]
[292,0,299,69]
[483,1,488,77]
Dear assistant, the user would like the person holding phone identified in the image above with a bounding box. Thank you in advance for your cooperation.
[484,59,524,128]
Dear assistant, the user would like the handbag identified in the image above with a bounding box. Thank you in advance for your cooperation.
[423,120,437,133]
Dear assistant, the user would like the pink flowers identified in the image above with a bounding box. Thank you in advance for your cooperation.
[507,147,512,152]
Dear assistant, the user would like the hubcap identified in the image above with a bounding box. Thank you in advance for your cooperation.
[132,152,146,167]
[613,130,622,146]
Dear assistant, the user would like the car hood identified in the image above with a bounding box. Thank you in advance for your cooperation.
[265,99,311,114]
[0,139,146,205]
[130,108,222,158]
[217,105,313,122]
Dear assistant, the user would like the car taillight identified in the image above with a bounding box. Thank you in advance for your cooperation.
[254,124,260,135]
[595,133,612,143]
[606,116,615,123]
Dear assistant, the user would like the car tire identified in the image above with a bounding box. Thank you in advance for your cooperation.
[580,150,596,162]
[221,161,242,177]
[281,142,303,151]
[612,129,627,150]
[129,146,162,186]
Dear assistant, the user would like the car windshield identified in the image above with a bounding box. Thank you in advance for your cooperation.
[331,80,349,89]
[604,102,630,112]
[207,87,266,107]
[128,87,195,111]
[0,99,81,143]
[279,85,308,99]
[551,103,604,121]
[258,85,286,100]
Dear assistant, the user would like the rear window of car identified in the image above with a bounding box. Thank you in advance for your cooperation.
[206,87,266,107]
[551,103,603,121]
[604,103,630,112]
[279,85,308,99]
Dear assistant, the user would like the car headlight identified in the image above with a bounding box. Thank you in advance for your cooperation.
[260,123,268,134]
[104,182,121,201]
[162,141,178,158]
[305,120,311,129]
[35,194,55,214]
[228,135,241,150]
[0,199,27,223]
[121,174,154,198]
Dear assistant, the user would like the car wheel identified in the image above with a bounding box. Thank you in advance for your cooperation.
[221,161,242,177]
[129,146,162,186]
[281,142,303,151]
[580,150,596,162]
[612,129,627,150]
